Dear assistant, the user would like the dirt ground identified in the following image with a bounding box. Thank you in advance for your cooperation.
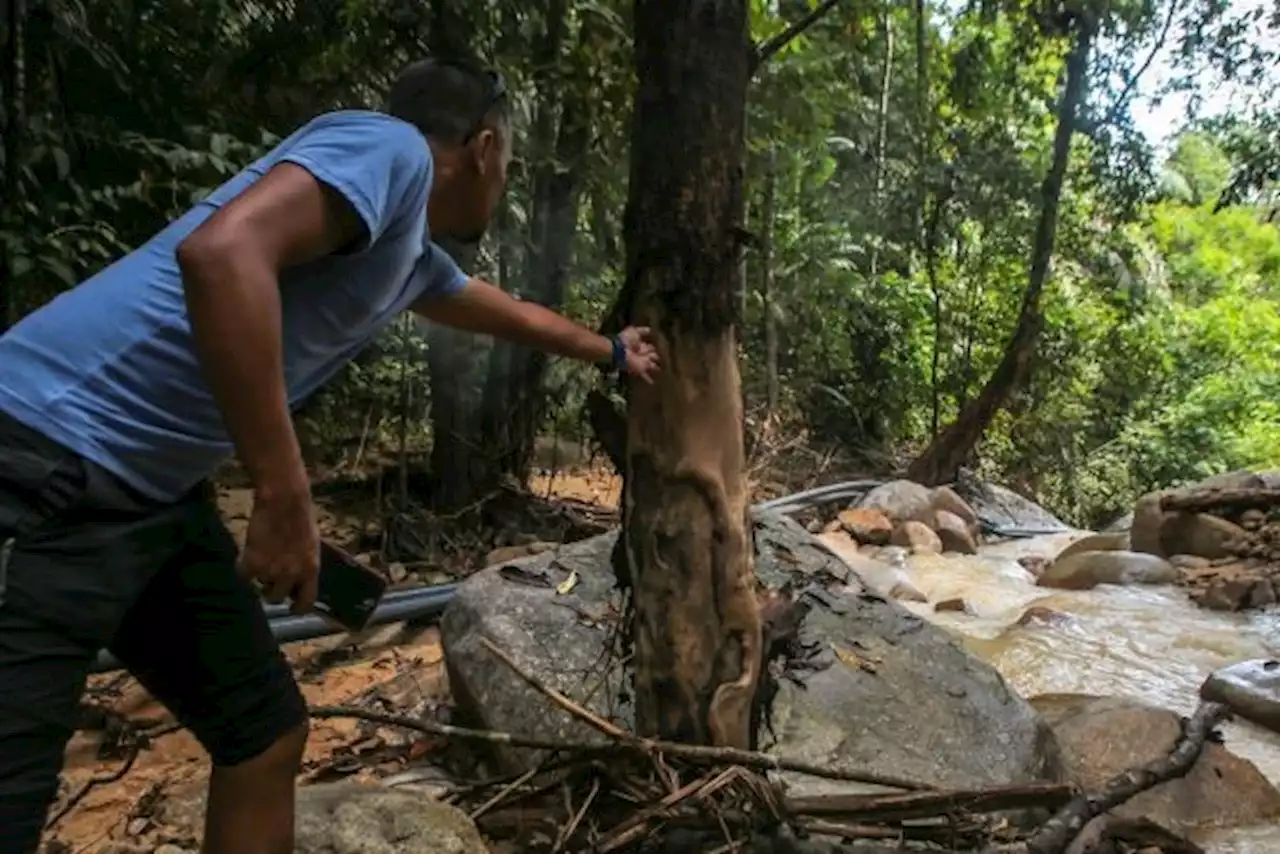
[41,468,621,853]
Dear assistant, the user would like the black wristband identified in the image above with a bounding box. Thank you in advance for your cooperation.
[610,336,627,372]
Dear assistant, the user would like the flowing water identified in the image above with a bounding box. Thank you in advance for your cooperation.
[819,531,1280,854]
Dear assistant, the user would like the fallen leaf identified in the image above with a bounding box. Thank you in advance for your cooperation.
[556,570,579,595]
[831,642,880,674]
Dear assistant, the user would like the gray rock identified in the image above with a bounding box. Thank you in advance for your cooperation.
[855,480,935,523]
[889,519,943,554]
[441,511,1063,797]
[1038,550,1178,591]
[951,480,1069,535]
[294,783,487,854]
[933,510,978,554]
[1201,659,1280,734]
[1103,510,1134,533]
[1030,694,1280,830]
[1160,512,1248,560]
[1130,491,1170,556]
[1055,531,1129,562]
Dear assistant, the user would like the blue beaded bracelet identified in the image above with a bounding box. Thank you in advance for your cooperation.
[610,336,627,372]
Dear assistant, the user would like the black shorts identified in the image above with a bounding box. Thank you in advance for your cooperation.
[0,410,307,854]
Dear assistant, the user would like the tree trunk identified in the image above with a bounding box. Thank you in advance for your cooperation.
[622,0,761,748]
[1,0,27,333]
[474,0,590,490]
[906,19,1094,486]
[761,148,779,412]
[868,4,893,281]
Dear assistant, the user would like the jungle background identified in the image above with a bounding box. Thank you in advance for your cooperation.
[3,0,1279,537]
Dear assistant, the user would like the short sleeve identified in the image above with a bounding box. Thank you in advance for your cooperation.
[278,112,431,248]
[415,241,470,300]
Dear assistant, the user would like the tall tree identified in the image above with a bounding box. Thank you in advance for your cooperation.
[907,8,1096,485]
[621,0,760,745]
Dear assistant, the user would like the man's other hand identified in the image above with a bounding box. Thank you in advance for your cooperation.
[618,326,661,384]
[240,487,321,614]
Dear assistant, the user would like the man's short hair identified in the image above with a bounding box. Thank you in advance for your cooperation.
[387,57,510,146]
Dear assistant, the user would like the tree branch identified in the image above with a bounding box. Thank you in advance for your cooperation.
[1096,0,1182,129]
[751,0,845,75]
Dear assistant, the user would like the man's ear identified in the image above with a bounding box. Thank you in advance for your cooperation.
[471,129,496,177]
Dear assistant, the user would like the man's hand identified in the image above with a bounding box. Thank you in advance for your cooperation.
[618,326,661,383]
[240,487,321,614]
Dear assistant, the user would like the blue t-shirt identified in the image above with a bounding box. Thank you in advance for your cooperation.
[0,109,468,501]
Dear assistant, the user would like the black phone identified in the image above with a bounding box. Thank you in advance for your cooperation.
[313,541,389,631]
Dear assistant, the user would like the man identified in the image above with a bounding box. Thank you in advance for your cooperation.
[0,57,658,854]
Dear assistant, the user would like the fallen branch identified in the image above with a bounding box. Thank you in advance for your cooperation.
[1160,488,1280,513]
[1024,701,1228,854]
[787,781,1074,822]
[309,704,930,789]
[751,0,845,74]
[45,737,142,830]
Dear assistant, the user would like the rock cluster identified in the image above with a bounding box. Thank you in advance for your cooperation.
[822,480,983,556]
[1123,469,1280,611]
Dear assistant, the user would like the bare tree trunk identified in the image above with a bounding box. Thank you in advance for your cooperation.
[868,3,893,281]
[623,0,761,748]
[1,0,27,332]
[907,19,1095,486]
[761,148,779,412]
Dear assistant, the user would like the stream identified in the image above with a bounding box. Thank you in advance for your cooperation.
[820,530,1280,854]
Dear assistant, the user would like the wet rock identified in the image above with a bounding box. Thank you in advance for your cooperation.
[950,478,1069,534]
[1038,551,1178,591]
[1248,579,1277,608]
[1195,577,1258,612]
[1160,513,1247,561]
[1018,555,1050,579]
[1201,659,1280,734]
[1241,509,1266,530]
[442,512,1063,794]
[930,485,980,529]
[815,535,929,603]
[934,597,971,614]
[1029,694,1280,830]
[294,783,487,853]
[484,542,557,566]
[836,508,893,545]
[1015,605,1071,627]
[890,520,942,554]
[856,480,936,523]
[1169,554,1211,570]
[1130,491,1171,556]
[1056,531,1130,562]
[933,510,977,554]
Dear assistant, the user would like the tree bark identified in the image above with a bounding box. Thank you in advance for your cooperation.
[1,0,27,333]
[868,3,893,281]
[623,0,761,748]
[761,148,779,412]
[906,19,1094,486]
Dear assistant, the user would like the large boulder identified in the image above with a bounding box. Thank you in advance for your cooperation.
[1159,512,1249,560]
[1201,659,1280,734]
[1054,531,1129,563]
[949,479,1070,535]
[1030,695,1280,831]
[855,480,935,524]
[1037,551,1179,591]
[442,512,1063,797]
[294,784,488,854]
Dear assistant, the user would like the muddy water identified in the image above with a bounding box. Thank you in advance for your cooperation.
[820,531,1280,854]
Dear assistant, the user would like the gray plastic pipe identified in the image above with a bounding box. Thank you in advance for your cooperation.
[90,475,1062,673]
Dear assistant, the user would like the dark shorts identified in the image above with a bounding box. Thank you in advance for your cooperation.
[0,411,307,854]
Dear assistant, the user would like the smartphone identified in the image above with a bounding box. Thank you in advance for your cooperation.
[313,541,389,631]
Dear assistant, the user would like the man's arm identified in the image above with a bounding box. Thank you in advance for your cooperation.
[413,278,616,364]
[177,163,365,501]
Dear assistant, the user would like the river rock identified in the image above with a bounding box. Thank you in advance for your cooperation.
[856,480,936,524]
[950,479,1069,535]
[442,511,1063,795]
[933,510,977,554]
[1201,659,1280,734]
[1056,531,1130,562]
[1130,492,1170,556]
[1104,510,1135,533]
[836,508,893,545]
[890,519,943,554]
[931,486,981,532]
[1038,551,1178,591]
[1159,513,1248,560]
[295,784,488,853]
[1029,694,1280,830]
